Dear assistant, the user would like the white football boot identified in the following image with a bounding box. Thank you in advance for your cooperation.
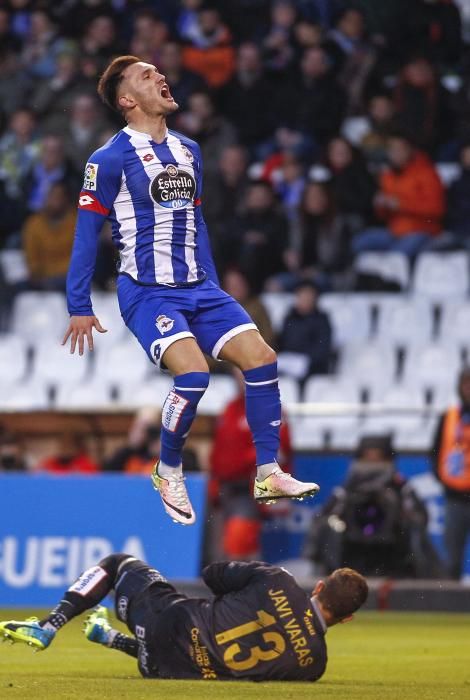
[151,463,196,525]
[254,465,320,504]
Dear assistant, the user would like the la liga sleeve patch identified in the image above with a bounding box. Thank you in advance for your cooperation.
[83,162,99,190]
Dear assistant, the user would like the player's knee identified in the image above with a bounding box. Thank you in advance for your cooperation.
[247,344,277,369]
[98,553,136,581]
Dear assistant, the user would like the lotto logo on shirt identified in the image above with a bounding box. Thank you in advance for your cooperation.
[150,165,196,210]
[83,162,99,190]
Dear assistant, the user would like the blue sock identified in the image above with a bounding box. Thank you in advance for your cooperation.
[243,362,281,466]
[160,372,210,467]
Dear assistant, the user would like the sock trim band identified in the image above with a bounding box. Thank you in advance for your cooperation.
[173,386,208,391]
[245,378,278,386]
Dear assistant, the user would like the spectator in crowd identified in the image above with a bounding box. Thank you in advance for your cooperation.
[0,7,21,55]
[324,136,376,229]
[228,179,289,292]
[129,9,169,65]
[202,143,250,268]
[271,181,354,292]
[352,132,445,258]
[393,55,455,155]
[262,0,297,75]
[292,18,323,55]
[324,7,377,114]
[273,152,306,223]
[180,5,235,88]
[278,46,346,152]
[432,366,470,580]
[59,93,111,174]
[29,51,92,128]
[0,107,38,243]
[445,142,470,246]
[0,431,28,471]
[27,134,79,212]
[210,368,293,559]
[277,280,332,379]
[0,48,32,122]
[79,14,121,69]
[104,408,199,474]
[157,41,207,119]
[176,89,236,176]
[353,93,398,171]
[39,432,99,474]
[22,181,75,291]
[218,42,275,149]
[222,268,275,348]
[21,8,70,79]
[305,435,442,577]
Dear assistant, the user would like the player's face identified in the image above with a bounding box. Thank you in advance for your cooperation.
[120,61,179,117]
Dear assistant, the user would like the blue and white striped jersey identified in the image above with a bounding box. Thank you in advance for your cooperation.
[67,126,218,315]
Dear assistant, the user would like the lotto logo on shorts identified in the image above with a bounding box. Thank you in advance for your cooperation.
[68,566,107,596]
[162,391,189,432]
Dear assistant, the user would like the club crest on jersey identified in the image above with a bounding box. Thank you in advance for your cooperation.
[181,144,194,163]
[83,162,99,190]
[156,314,174,334]
[150,167,196,210]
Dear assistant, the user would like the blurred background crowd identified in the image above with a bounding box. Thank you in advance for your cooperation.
[3,0,470,294]
[1,0,470,582]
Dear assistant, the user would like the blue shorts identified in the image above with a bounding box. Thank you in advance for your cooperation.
[117,275,257,370]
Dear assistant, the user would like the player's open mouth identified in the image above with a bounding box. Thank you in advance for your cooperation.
[160,84,173,101]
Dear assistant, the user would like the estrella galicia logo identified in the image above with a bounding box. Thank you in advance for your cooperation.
[150,164,196,209]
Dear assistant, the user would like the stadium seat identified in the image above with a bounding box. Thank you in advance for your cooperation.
[0,380,50,410]
[435,162,461,188]
[117,374,173,409]
[11,291,68,343]
[93,337,150,385]
[354,251,410,290]
[375,297,434,348]
[32,339,90,386]
[403,343,462,390]
[0,249,28,284]
[197,374,237,415]
[277,351,310,380]
[278,375,300,405]
[413,252,469,299]
[289,416,327,450]
[368,384,426,410]
[338,343,397,391]
[429,384,460,411]
[260,292,294,332]
[394,416,439,451]
[0,333,29,385]
[439,302,470,349]
[89,292,130,348]
[300,376,361,444]
[54,380,114,410]
[318,294,371,346]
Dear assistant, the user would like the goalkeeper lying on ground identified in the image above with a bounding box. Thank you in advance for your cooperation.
[0,554,367,681]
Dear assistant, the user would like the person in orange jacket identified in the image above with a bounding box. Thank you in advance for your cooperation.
[210,369,293,559]
[352,132,445,258]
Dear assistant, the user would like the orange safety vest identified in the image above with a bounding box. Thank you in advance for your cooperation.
[438,406,470,491]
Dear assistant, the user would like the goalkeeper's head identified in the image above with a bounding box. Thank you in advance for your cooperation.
[312,568,368,627]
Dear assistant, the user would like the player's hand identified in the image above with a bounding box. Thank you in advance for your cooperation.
[62,315,107,355]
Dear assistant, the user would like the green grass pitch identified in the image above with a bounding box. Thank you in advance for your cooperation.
[0,609,469,700]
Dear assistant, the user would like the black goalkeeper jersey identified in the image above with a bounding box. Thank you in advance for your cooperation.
[142,561,327,681]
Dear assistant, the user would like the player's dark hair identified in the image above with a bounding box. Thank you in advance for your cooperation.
[317,568,368,621]
[97,55,141,112]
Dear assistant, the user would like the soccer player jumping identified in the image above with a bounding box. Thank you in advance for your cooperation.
[0,554,368,681]
[62,56,319,524]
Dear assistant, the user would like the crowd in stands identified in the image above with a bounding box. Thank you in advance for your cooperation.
[1,1,470,299]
